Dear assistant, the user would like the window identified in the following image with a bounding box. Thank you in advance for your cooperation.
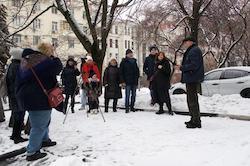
[128,41,130,49]
[33,19,41,30]
[204,70,223,81]
[12,0,21,7]
[83,26,88,33]
[33,1,41,13]
[13,16,22,26]
[110,39,113,48]
[125,26,127,35]
[125,40,127,49]
[52,38,58,47]
[132,42,134,49]
[115,26,118,34]
[61,21,70,31]
[13,34,21,44]
[52,22,58,32]
[52,7,58,14]
[109,53,112,58]
[68,39,74,48]
[128,28,130,35]
[222,70,249,79]
[33,36,41,45]
[115,53,118,61]
[115,39,118,48]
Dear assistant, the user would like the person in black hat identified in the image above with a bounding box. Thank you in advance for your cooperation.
[175,36,204,128]
[119,49,140,113]
[61,58,80,113]
[143,45,159,105]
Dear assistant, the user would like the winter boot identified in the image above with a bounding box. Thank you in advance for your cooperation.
[125,107,129,113]
[155,110,165,115]
[71,108,75,113]
[186,122,202,129]
[42,139,57,147]
[168,110,174,115]
[13,137,28,144]
[26,151,47,161]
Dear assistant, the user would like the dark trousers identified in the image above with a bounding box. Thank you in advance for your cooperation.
[12,111,25,139]
[125,85,137,109]
[64,94,75,113]
[159,92,172,112]
[186,83,201,123]
[105,98,118,111]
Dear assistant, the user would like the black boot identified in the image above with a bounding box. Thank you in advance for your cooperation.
[13,137,28,144]
[184,120,192,125]
[168,110,174,115]
[71,108,75,113]
[156,103,165,115]
[113,99,118,112]
[42,139,57,147]
[104,99,109,113]
[186,122,202,129]
[26,151,47,161]
[125,107,129,113]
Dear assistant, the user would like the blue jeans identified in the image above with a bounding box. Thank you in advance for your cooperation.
[125,85,137,109]
[81,89,87,108]
[27,110,51,156]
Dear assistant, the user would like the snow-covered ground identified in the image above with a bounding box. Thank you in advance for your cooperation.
[0,88,250,166]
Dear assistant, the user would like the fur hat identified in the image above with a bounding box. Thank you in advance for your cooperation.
[86,55,93,61]
[9,48,23,60]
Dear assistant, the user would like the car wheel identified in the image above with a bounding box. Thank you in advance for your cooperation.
[173,89,186,95]
[240,88,250,98]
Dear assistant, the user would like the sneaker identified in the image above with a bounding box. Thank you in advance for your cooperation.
[26,151,47,161]
[13,137,28,144]
[42,139,57,147]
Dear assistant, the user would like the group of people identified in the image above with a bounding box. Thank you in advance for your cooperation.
[0,36,204,161]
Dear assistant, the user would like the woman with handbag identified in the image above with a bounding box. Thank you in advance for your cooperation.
[16,44,63,161]
[61,58,80,113]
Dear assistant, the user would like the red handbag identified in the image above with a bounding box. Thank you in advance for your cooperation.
[30,67,64,108]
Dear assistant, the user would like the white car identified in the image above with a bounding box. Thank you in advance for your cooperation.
[170,66,250,98]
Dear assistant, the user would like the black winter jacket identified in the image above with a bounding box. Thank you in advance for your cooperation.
[181,44,204,83]
[16,57,63,111]
[119,57,139,86]
[143,54,156,80]
[103,65,122,99]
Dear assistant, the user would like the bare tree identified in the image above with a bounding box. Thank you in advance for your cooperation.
[55,0,134,71]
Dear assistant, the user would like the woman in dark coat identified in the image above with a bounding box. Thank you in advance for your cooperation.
[61,58,80,113]
[103,58,122,112]
[152,52,173,115]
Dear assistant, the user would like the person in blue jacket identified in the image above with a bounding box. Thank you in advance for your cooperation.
[16,44,62,161]
[175,36,204,129]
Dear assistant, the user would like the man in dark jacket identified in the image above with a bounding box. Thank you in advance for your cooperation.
[16,46,63,161]
[143,45,158,104]
[6,48,28,144]
[120,49,139,113]
[176,36,204,128]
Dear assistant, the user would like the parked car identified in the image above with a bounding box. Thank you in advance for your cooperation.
[170,66,250,98]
